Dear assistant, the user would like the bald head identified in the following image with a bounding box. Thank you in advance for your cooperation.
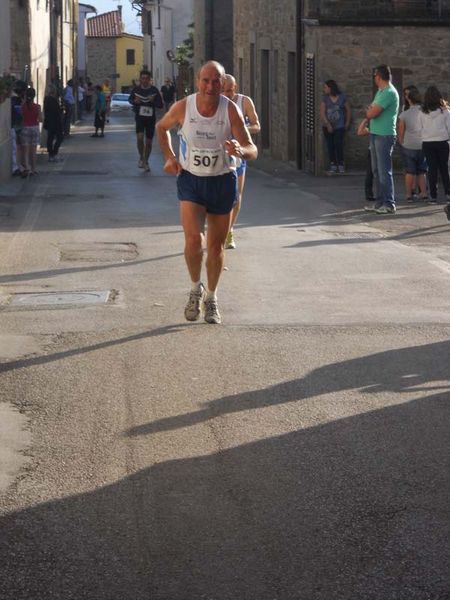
[223,73,237,100]
[197,60,226,80]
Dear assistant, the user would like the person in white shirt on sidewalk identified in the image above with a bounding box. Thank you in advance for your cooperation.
[418,86,450,206]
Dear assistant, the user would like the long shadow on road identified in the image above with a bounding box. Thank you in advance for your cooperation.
[1,340,449,599]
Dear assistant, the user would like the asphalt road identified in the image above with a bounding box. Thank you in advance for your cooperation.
[0,113,449,599]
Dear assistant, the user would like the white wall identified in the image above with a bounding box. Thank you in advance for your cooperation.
[29,0,52,106]
[143,0,194,88]
[0,0,12,181]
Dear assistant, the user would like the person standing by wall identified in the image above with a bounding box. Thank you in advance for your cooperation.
[320,80,351,174]
[365,65,399,215]
[397,86,428,203]
[10,81,27,176]
[418,86,450,205]
[62,79,75,136]
[43,84,64,162]
[19,88,42,177]
[91,85,106,137]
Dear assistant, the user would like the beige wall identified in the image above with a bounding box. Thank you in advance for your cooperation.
[116,35,144,91]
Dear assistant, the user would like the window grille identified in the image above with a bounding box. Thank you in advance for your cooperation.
[305,54,315,171]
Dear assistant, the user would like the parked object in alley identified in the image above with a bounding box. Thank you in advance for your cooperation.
[110,93,133,112]
[156,60,257,325]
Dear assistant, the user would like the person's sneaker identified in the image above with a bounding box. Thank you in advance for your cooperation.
[184,284,205,321]
[427,198,438,204]
[326,164,338,175]
[138,159,144,168]
[225,230,236,249]
[204,297,221,324]
[144,162,151,172]
[337,165,345,174]
[375,203,396,215]
[444,203,450,221]
[406,196,414,203]
[364,202,381,212]
[48,155,55,163]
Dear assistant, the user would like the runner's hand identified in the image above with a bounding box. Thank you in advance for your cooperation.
[164,156,182,175]
[225,139,243,158]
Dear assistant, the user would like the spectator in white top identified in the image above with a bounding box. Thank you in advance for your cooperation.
[397,86,428,202]
[418,86,450,204]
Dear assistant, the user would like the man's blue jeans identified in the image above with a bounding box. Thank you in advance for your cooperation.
[369,134,396,207]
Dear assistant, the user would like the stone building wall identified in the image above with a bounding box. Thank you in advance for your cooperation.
[233,0,297,162]
[305,24,450,171]
[193,0,233,74]
[86,38,117,88]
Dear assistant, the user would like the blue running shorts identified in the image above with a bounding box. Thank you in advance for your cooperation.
[177,170,238,215]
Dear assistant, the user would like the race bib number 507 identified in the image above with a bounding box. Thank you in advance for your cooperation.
[188,147,223,175]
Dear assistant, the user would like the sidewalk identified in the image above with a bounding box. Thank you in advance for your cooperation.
[251,154,450,259]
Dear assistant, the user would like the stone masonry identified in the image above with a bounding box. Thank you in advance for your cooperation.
[306,24,450,171]
[86,38,117,88]
[233,0,297,163]
[234,0,450,173]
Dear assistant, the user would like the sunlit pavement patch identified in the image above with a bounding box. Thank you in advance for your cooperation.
[58,242,138,263]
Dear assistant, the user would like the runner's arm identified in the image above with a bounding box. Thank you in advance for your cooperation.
[156,99,186,175]
[243,96,261,135]
[227,102,258,161]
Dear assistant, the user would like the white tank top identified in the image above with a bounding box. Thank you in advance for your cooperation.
[179,93,236,176]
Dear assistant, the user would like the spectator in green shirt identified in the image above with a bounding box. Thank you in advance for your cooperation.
[365,65,399,215]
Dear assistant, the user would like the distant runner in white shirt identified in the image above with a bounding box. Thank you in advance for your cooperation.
[222,74,260,249]
[156,61,258,324]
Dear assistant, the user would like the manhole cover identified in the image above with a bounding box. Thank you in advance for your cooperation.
[7,291,112,308]
[58,242,138,263]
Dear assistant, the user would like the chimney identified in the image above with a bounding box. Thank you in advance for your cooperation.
[117,4,123,32]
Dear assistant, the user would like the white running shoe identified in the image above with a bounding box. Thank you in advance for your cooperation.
[138,159,144,168]
[184,284,205,321]
[204,297,221,324]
